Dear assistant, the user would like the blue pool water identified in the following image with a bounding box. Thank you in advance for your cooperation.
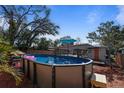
[25,54,92,65]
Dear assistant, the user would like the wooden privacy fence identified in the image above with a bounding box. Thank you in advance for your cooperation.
[27,50,54,55]
[115,53,124,68]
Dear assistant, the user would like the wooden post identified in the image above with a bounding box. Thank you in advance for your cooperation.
[27,60,30,79]
[52,66,56,88]
[33,62,37,87]
[22,58,25,73]
[82,65,85,88]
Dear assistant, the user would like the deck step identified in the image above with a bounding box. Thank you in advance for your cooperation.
[91,73,107,88]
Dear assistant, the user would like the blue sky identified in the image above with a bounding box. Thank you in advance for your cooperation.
[44,5,124,43]
[0,5,123,43]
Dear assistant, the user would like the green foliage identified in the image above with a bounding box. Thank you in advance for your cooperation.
[0,35,22,86]
[36,38,53,50]
[0,5,59,51]
[0,42,12,52]
[0,35,13,63]
[87,21,124,53]
[53,39,60,48]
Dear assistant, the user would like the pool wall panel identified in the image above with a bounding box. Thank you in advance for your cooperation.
[55,66,83,88]
[24,60,28,76]
[22,58,93,88]
[29,61,34,81]
[36,64,52,88]
[21,59,25,73]
[20,59,23,68]
[85,63,93,87]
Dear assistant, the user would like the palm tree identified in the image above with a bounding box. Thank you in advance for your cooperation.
[0,36,22,87]
[0,5,59,51]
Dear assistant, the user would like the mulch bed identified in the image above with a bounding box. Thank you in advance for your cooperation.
[93,64,124,88]
[0,72,16,88]
[0,73,33,88]
[18,75,33,88]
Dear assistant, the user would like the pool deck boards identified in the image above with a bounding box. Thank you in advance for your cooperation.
[91,73,107,88]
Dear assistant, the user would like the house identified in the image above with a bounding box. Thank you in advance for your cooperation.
[56,43,93,56]
[55,43,107,63]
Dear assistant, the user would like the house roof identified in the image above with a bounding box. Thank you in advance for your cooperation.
[58,43,93,50]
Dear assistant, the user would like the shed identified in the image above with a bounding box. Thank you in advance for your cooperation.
[87,46,107,62]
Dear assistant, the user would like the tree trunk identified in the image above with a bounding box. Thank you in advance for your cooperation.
[8,12,16,46]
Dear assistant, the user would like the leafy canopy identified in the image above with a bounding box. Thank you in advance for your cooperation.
[87,21,124,52]
[0,5,59,51]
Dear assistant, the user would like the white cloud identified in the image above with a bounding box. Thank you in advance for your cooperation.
[116,6,124,25]
[87,12,98,24]
[0,16,9,30]
[39,34,63,41]
[0,17,4,26]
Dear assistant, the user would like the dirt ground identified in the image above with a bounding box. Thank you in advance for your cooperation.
[93,64,124,88]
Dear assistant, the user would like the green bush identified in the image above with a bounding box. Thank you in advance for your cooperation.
[0,36,22,86]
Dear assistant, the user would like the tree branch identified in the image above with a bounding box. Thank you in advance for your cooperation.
[0,5,10,15]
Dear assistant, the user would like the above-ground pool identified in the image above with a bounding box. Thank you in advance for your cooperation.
[21,54,93,88]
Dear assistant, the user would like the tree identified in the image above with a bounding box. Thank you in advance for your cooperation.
[87,21,124,53]
[76,37,81,45]
[0,34,13,63]
[0,5,59,51]
[36,37,52,50]
[87,21,124,70]
[53,39,60,48]
[0,35,21,87]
